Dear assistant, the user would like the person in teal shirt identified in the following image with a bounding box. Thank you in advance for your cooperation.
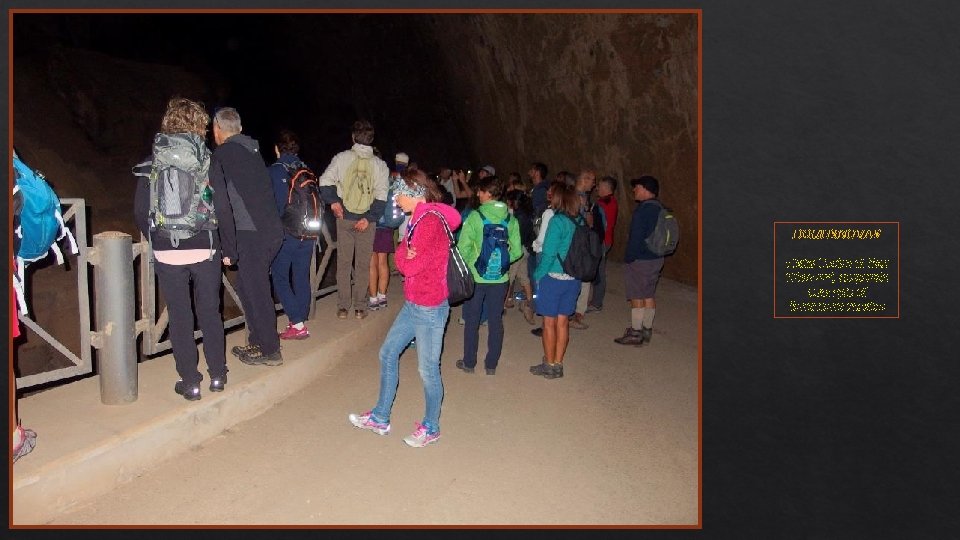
[530,182,581,380]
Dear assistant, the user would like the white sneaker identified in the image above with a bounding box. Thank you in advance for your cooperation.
[403,423,440,447]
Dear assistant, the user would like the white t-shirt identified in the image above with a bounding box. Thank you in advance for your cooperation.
[532,208,554,253]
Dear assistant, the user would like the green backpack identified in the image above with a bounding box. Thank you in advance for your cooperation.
[341,151,375,214]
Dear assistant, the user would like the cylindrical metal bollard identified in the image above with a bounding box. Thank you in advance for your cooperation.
[92,232,138,404]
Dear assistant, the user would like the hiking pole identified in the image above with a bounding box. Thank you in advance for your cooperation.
[89,231,138,404]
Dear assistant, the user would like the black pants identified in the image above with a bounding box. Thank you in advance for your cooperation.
[236,231,282,355]
[154,257,227,386]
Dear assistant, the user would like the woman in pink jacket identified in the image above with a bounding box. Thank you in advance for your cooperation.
[349,168,462,447]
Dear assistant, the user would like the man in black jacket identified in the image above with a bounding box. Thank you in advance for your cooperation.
[211,107,285,366]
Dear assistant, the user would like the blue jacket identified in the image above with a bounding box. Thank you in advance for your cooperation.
[625,199,663,262]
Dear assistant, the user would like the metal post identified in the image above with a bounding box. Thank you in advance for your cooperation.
[91,231,138,405]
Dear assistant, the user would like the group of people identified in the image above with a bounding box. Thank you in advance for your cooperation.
[134,96,671,449]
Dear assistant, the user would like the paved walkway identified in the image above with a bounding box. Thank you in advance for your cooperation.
[13,262,699,526]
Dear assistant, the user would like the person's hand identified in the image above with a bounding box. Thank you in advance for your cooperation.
[354,218,369,232]
[406,246,417,259]
[222,256,232,266]
[331,202,344,220]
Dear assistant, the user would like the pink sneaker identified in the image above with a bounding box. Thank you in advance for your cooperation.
[348,411,391,435]
[403,422,440,447]
[279,324,310,340]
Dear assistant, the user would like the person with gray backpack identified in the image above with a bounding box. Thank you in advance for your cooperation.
[615,175,679,346]
[134,97,236,400]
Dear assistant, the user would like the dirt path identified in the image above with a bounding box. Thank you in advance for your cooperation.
[49,275,698,526]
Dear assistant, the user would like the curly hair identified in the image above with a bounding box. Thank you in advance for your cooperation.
[160,97,209,136]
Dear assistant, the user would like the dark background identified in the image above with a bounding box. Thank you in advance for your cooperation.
[5,0,960,538]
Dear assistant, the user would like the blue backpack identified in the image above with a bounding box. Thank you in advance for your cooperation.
[474,208,511,280]
[13,150,78,315]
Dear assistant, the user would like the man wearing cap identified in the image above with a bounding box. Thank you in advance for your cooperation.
[615,175,664,346]
[479,164,496,179]
[318,119,390,320]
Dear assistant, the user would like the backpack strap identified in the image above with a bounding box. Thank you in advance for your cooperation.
[406,209,455,246]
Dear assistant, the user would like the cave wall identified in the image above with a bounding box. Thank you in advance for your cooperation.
[427,13,698,285]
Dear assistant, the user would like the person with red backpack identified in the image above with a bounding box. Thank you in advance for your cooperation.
[269,129,317,341]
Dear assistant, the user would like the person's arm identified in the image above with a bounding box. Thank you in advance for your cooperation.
[133,173,151,238]
[209,157,238,263]
[317,153,345,218]
[396,213,446,277]
[533,217,561,282]
[456,212,481,271]
[532,209,553,253]
[269,163,290,216]
[508,216,523,263]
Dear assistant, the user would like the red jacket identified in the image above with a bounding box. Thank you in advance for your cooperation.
[396,202,463,307]
[597,194,619,247]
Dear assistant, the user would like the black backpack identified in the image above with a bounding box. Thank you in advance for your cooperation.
[279,161,323,239]
[557,214,604,281]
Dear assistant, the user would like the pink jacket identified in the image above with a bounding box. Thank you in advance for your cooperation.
[396,202,463,307]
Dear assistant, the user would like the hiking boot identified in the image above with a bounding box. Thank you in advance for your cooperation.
[530,360,551,375]
[585,304,603,314]
[348,411,391,435]
[337,308,349,319]
[531,327,543,337]
[543,363,564,380]
[174,380,201,401]
[239,349,283,366]
[614,327,645,346]
[209,375,227,392]
[485,368,496,376]
[231,344,260,358]
[355,309,367,320]
[641,326,653,343]
[403,422,441,448]
[520,300,536,324]
[569,313,589,330]
[13,424,37,463]
[455,359,475,374]
[279,324,310,340]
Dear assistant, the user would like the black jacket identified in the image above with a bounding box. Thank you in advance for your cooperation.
[209,134,283,258]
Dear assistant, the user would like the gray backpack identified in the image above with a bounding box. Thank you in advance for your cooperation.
[134,132,216,249]
[642,199,680,256]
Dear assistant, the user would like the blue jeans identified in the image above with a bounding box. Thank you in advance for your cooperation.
[371,300,450,434]
[462,281,508,370]
[271,236,316,324]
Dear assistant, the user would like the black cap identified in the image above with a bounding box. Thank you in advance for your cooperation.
[630,175,659,197]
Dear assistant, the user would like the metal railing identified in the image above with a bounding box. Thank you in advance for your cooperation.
[15,198,92,389]
[16,201,338,402]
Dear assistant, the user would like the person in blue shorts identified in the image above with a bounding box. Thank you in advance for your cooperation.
[529,182,581,380]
